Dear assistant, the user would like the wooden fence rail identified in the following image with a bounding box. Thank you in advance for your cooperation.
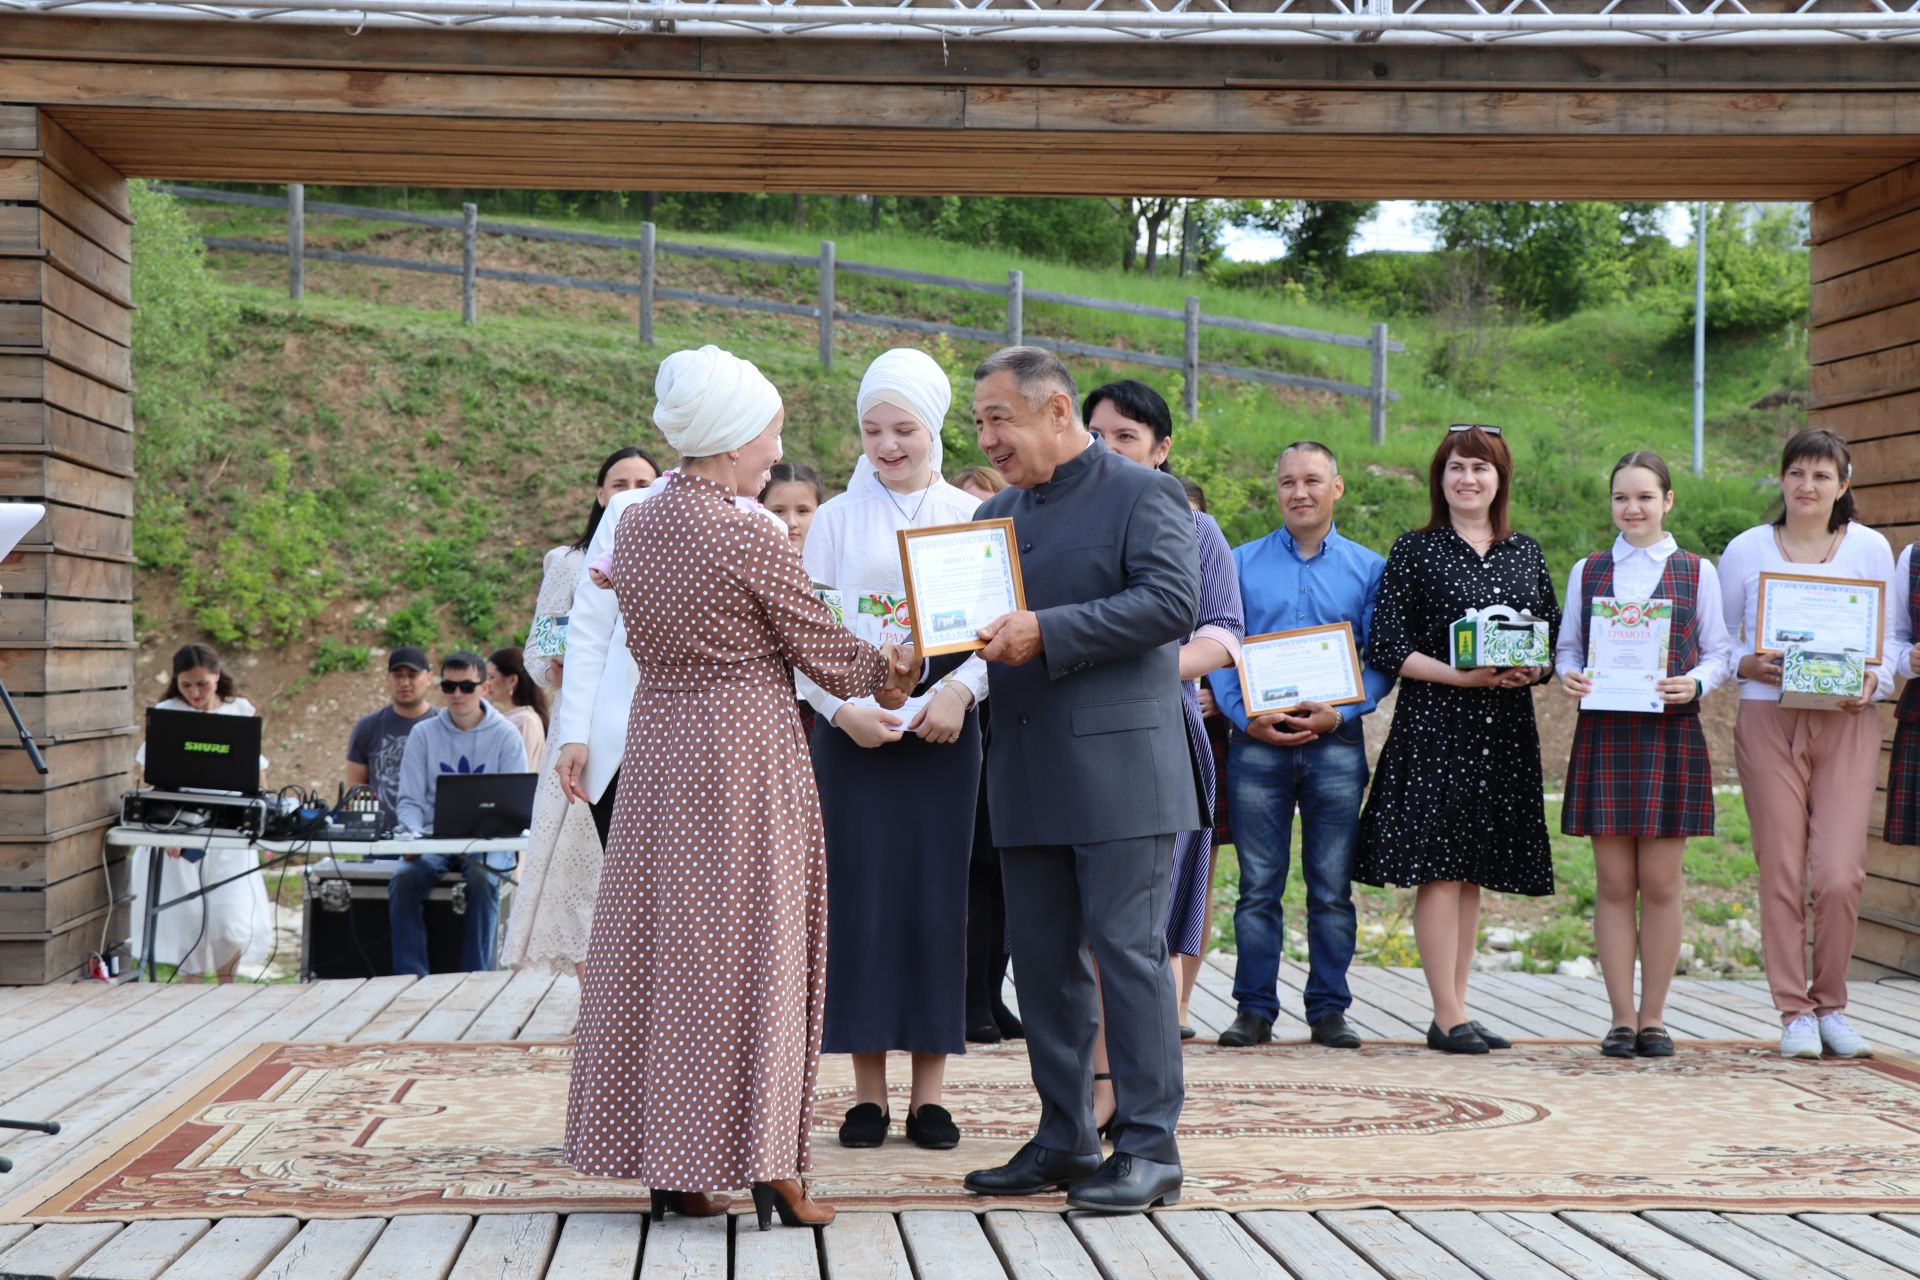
[161,184,1402,437]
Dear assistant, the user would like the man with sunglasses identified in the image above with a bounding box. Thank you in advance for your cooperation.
[390,651,529,975]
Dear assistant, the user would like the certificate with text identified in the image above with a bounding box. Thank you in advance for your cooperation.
[1755,571,1884,664]
[1237,623,1366,719]
[896,519,1028,657]
[1580,596,1670,714]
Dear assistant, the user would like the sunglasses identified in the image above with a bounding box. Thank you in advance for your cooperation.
[440,679,482,694]
[1448,423,1504,436]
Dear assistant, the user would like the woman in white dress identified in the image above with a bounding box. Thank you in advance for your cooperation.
[128,644,272,982]
[501,446,657,980]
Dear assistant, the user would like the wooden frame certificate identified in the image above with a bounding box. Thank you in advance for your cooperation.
[1237,622,1366,719]
[896,518,1028,657]
[1755,571,1884,664]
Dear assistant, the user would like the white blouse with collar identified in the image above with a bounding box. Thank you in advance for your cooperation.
[1552,533,1732,696]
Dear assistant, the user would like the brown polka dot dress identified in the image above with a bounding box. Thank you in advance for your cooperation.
[562,471,891,1190]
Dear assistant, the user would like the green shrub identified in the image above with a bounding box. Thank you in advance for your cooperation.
[382,601,441,650]
[310,639,371,676]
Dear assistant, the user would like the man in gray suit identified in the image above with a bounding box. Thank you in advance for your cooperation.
[958,346,1201,1212]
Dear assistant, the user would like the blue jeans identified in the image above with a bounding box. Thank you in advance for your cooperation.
[1226,726,1368,1025]
[387,853,508,977]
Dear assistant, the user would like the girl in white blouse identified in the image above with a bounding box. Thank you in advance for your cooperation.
[1554,451,1732,1059]
[1719,428,1896,1060]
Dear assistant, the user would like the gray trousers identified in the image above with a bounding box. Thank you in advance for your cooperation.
[1000,835,1184,1165]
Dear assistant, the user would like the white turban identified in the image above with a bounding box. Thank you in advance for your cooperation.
[851,347,952,490]
[653,345,782,458]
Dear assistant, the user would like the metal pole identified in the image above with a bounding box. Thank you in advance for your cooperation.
[1371,322,1390,446]
[639,221,656,346]
[1183,295,1200,421]
[1006,269,1023,346]
[1693,200,1707,479]
[461,202,478,325]
[287,183,304,302]
[818,239,835,372]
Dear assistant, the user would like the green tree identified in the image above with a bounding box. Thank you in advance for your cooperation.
[1667,202,1809,338]
[1421,201,1669,319]
[1230,200,1378,283]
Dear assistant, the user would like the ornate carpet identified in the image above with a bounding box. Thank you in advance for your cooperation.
[11,1039,1920,1221]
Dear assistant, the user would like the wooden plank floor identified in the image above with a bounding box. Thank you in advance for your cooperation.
[2,962,1919,1279]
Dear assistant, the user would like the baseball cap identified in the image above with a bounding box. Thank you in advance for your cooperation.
[387,646,431,672]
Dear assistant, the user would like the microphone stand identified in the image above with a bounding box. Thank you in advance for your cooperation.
[0,674,54,1174]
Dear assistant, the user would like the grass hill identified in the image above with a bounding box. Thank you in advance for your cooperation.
[131,187,1802,789]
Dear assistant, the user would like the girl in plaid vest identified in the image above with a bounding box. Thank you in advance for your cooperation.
[1556,452,1732,1060]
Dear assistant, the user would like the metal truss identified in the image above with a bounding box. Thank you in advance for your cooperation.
[5,0,1920,45]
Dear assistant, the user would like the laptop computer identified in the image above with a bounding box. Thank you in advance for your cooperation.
[143,708,262,794]
[432,771,538,840]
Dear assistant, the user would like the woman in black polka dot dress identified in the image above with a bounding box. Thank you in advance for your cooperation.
[1356,425,1559,1054]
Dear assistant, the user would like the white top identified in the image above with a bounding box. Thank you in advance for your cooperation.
[798,471,991,725]
[1552,533,1733,696]
[135,695,269,771]
[1717,520,1898,702]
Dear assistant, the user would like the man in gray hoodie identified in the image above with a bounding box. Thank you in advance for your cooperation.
[389,651,528,974]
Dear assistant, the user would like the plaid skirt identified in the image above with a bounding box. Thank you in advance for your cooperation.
[1886,719,1920,845]
[1562,710,1714,838]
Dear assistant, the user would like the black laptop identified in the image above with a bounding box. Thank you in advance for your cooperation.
[432,772,537,840]
[144,708,262,794]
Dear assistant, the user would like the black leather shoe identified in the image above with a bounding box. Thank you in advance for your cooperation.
[838,1103,889,1148]
[1178,1024,1196,1041]
[1310,1012,1362,1049]
[1218,1012,1273,1047]
[1470,1021,1512,1050]
[993,1002,1024,1040]
[1635,1027,1676,1058]
[964,1142,1101,1196]
[906,1104,961,1150]
[965,1022,1004,1044]
[1600,1026,1637,1058]
[1427,1021,1489,1054]
[1065,1152,1183,1212]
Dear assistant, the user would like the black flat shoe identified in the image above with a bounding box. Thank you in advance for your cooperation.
[966,1022,1004,1044]
[906,1103,961,1150]
[1065,1152,1183,1212]
[838,1102,890,1148]
[1218,1012,1273,1048]
[1427,1021,1489,1054]
[1470,1021,1512,1050]
[1636,1027,1676,1058]
[1311,1012,1363,1049]
[1600,1026,1638,1058]
[963,1141,1102,1196]
[1178,1025,1196,1041]
[993,1001,1024,1040]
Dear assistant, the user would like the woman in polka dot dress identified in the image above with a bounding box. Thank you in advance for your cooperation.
[562,345,914,1231]
[1356,425,1559,1055]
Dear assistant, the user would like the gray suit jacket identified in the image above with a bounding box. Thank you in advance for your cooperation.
[970,437,1202,848]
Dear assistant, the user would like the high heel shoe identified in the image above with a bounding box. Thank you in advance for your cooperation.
[1093,1071,1115,1140]
[649,1189,732,1221]
[749,1179,835,1230]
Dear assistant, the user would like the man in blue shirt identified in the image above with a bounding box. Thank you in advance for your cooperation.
[1206,441,1391,1050]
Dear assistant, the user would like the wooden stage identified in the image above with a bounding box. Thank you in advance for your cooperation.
[3,961,1920,1279]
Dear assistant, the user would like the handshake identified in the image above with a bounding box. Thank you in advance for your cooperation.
[875,642,921,710]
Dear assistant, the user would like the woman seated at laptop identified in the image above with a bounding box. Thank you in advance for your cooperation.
[129,643,273,983]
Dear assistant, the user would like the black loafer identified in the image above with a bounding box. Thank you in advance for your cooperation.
[1427,1021,1489,1054]
[965,1022,1003,1044]
[838,1102,890,1148]
[993,1003,1024,1040]
[1065,1152,1183,1212]
[964,1141,1102,1196]
[1600,1026,1637,1058]
[1470,1021,1512,1050]
[1636,1027,1676,1058]
[1218,1012,1273,1048]
[906,1104,961,1150]
[1310,1012,1362,1049]
[1178,1025,1196,1041]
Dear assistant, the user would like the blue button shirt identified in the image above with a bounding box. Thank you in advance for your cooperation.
[1206,522,1394,731]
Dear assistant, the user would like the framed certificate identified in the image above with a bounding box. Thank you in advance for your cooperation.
[1755,571,1884,664]
[896,518,1028,657]
[1237,622,1366,719]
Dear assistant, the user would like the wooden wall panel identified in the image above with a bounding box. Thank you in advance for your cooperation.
[1812,153,1920,980]
[0,106,134,983]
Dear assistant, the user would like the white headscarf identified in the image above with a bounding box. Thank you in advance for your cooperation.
[851,347,952,491]
[653,344,781,458]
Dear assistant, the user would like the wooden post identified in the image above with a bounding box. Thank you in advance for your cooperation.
[461,203,478,325]
[1370,322,1390,445]
[287,182,304,302]
[1183,295,1200,420]
[638,221,656,346]
[818,239,835,372]
[1006,269,1023,346]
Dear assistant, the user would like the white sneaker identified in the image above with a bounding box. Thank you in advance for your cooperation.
[1817,1011,1874,1059]
[1780,1014,1821,1059]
